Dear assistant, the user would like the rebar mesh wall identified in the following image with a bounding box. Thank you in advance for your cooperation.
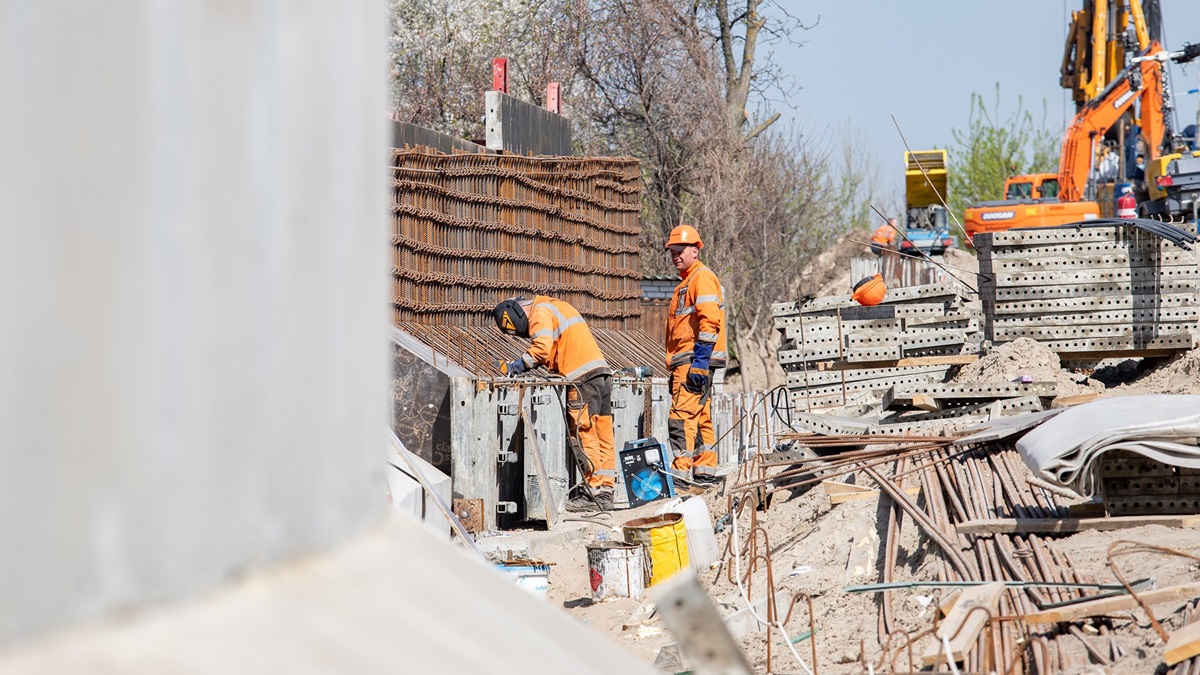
[391,149,643,329]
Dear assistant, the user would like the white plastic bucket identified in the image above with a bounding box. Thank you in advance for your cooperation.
[656,495,720,569]
[586,540,645,600]
[495,562,551,598]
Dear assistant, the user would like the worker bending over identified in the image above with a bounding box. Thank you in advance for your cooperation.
[870,218,900,255]
[493,296,615,511]
[663,224,726,485]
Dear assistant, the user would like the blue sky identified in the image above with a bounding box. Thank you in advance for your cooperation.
[771,0,1200,197]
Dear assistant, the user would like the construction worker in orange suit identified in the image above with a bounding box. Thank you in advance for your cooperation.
[870,217,900,255]
[493,295,616,511]
[664,224,726,486]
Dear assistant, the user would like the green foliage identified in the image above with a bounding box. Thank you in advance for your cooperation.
[947,85,1061,218]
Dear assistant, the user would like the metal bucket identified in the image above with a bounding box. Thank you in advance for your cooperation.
[622,512,689,586]
[495,562,551,598]
[586,540,645,601]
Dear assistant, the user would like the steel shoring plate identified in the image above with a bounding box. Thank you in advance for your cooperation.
[992,323,1195,341]
[992,293,1198,314]
[994,334,1195,352]
[987,279,1199,301]
[992,265,1200,288]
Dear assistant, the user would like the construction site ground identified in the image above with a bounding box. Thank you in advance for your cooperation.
[498,240,1200,673]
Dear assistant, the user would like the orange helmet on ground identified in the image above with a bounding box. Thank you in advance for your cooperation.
[851,274,887,306]
[665,224,704,249]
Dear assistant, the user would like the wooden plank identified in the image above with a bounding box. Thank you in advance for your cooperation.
[921,581,1004,665]
[1165,620,1200,666]
[956,514,1200,535]
[912,393,941,412]
[1051,392,1103,408]
[1022,582,1200,624]
[520,408,558,530]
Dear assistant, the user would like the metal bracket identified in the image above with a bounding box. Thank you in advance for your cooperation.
[498,404,519,416]
[498,451,519,464]
[496,501,518,514]
[530,394,551,405]
[612,400,627,409]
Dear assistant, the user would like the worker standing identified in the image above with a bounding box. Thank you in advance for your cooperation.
[663,224,726,486]
[870,218,900,255]
[493,296,615,511]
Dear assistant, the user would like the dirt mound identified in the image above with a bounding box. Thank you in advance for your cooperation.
[802,231,867,299]
[1110,346,1200,395]
[952,338,1104,397]
[941,246,978,276]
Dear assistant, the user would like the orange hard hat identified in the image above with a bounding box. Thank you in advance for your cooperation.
[851,274,887,306]
[665,224,704,249]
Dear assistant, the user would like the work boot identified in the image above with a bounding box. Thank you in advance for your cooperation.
[566,487,613,512]
[691,473,723,488]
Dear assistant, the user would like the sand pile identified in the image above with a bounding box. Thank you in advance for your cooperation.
[951,338,1104,397]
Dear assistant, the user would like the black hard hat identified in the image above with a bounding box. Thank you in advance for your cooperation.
[493,298,529,337]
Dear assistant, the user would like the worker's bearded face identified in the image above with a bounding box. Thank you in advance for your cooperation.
[668,244,699,272]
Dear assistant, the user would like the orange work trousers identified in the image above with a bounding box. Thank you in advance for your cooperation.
[567,375,615,489]
[668,363,718,477]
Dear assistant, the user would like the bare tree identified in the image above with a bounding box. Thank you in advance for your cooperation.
[390,1,871,390]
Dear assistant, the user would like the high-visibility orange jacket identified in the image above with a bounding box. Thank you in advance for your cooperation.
[666,261,727,369]
[871,223,898,247]
[519,296,609,381]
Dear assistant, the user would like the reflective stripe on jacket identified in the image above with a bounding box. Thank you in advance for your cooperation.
[665,261,727,369]
[871,223,898,246]
[521,296,609,381]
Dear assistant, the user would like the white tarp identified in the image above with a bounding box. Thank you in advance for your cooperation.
[1015,395,1200,497]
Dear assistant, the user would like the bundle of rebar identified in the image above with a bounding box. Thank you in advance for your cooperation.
[390,148,643,330]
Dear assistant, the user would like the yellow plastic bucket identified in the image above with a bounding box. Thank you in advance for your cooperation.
[622,512,689,586]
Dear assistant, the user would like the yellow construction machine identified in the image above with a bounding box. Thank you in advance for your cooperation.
[901,150,955,256]
[1061,0,1157,110]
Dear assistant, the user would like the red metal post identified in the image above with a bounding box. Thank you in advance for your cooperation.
[492,57,508,93]
[546,82,561,114]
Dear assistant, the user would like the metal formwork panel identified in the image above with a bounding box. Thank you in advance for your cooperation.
[1003,334,1195,351]
[450,378,501,531]
[711,393,738,466]
[882,381,1056,408]
[986,250,1195,271]
[992,307,1199,326]
[610,379,657,508]
[993,323,1196,341]
[985,279,1199,301]
[984,239,1190,260]
[523,385,570,521]
[990,265,1199,288]
[992,293,1199,314]
[785,365,950,388]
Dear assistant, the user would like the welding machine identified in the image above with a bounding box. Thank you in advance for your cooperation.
[618,437,675,508]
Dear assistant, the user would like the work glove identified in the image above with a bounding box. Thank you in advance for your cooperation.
[505,358,527,376]
[492,357,528,376]
[684,342,713,394]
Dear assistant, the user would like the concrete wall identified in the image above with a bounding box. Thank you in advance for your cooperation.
[485,91,573,156]
[0,3,387,642]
